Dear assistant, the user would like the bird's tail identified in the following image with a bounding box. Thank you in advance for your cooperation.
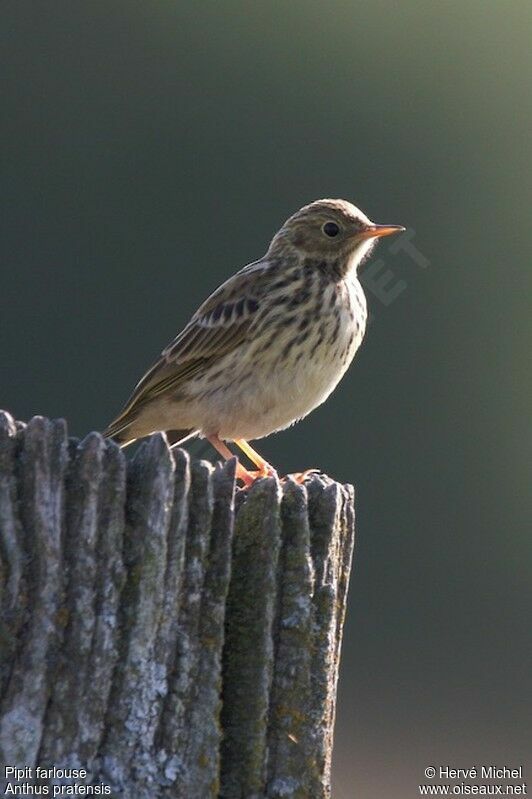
[102,418,198,450]
[165,428,200,448]
[102,417,138,448]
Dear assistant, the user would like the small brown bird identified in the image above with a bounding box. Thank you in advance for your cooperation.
[103,199,404,484]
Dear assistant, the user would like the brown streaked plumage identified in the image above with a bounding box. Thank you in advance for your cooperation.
[103,199,404,484]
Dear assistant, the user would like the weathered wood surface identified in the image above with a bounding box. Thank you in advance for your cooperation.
[0,411,355,798]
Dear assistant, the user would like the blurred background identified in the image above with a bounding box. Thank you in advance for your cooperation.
[2,2,531,795]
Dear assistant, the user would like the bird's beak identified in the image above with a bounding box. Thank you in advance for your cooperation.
[358,224,405,240]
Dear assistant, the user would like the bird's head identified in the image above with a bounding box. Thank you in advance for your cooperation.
[268,198,404,274]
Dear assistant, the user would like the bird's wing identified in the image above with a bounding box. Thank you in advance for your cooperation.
[105,261,268,432]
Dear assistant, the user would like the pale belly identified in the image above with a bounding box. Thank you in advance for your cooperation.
[198,280,367,441]
[132,277,368,442]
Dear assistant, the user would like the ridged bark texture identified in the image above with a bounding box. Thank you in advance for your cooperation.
[0,411,355,798]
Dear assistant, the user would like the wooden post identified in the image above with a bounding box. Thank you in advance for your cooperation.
[0,411,355,798]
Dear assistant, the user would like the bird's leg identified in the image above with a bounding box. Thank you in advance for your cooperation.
[208,435,308,486]
[234,438,315,485]
[234,439,278,479]
[207,434,264,487]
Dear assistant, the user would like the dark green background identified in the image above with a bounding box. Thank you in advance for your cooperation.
[2,2,531,795]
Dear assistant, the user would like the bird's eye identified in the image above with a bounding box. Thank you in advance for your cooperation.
[322,222,340,238]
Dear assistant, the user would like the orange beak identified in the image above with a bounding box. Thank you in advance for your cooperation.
[358,224,405,240]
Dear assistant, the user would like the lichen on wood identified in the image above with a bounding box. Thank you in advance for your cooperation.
[0,410,355,798]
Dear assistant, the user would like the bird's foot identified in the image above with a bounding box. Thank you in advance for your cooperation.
[283,468,321,485]
[235,461,278,487]
[236,463,319,487]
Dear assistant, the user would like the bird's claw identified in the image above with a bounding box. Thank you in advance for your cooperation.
[235,462,320,488]
[236,463,278,487]
[283,469,321,485]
